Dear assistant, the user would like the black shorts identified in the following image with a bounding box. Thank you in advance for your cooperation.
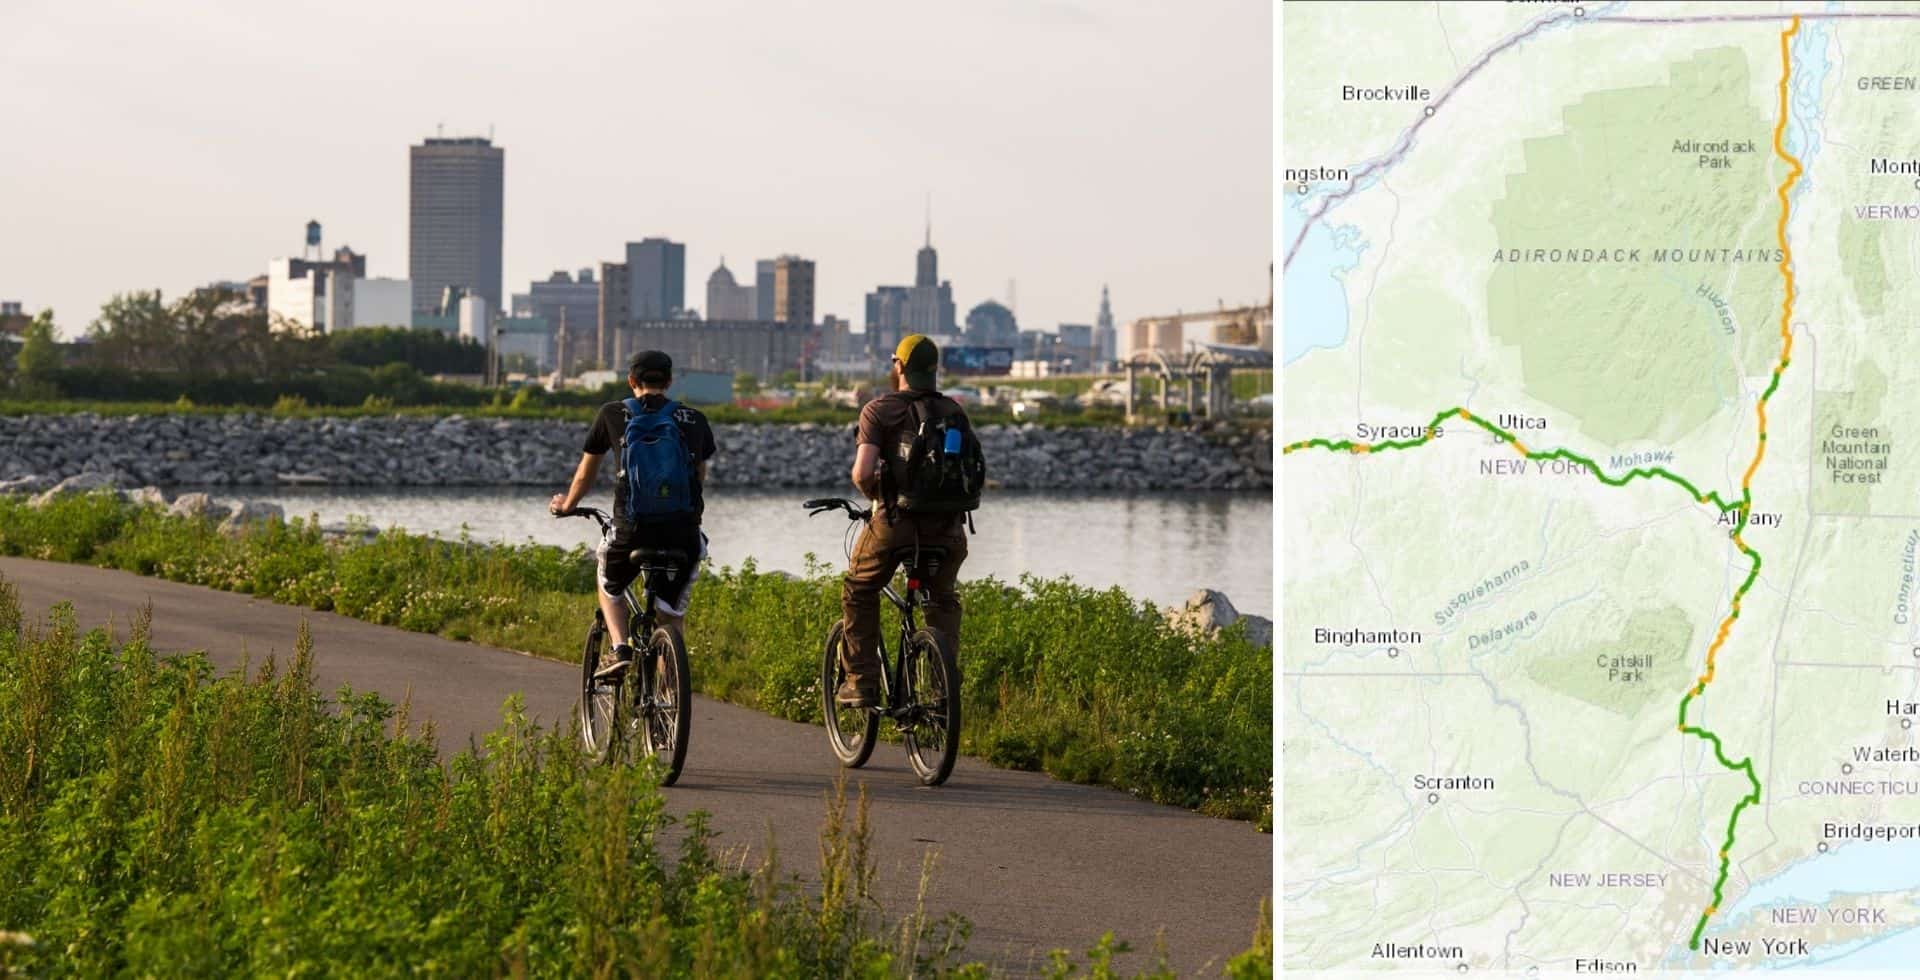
[595,522,706,616]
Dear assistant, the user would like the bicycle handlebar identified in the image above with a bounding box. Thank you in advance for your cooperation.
[802,497,871,522]
[555,505,614,532]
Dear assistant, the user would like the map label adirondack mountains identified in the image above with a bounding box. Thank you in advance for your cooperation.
[1285,2,1920,972]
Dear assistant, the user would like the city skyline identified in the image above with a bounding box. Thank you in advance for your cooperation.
[0,1,1270,339]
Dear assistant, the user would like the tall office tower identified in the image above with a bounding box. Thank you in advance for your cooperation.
[409,135,505,314]
[624,238,685,320]
[754,259,777,321]
[772,255,815,326]
[598,260,630,367]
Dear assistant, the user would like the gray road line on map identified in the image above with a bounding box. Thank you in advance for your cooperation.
[1593,11,1920,25]
[1755,325,1821,856]
[1283,6,1584,267]
[1282,671,1480,678]
[1285,5,1920,270]
[1776,660,1919,672]
[1806,512,1920,521]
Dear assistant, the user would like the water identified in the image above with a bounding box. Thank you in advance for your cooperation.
[232,486,1274,616]
[1281,192,1367,365]
[1702,837,1920,969]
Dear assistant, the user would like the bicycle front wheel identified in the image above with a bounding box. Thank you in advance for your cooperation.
[638,624,691,785]
[900,629,960,786]
[578,616,619,764]
[822,621,878,768]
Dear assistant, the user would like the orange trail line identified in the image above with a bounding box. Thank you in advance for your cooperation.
[1698,17,1803,691]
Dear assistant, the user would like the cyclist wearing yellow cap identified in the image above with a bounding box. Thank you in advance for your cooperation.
[838,334,982,706]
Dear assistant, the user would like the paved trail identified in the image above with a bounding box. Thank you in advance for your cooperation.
[0,556,1268,975]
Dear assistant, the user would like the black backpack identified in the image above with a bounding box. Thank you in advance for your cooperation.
[890,391,986,514]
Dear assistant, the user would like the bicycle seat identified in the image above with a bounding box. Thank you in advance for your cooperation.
[629,547,687,568]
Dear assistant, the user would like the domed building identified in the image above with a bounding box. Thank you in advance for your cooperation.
[964,299,1019,348]
[705,258,756,321]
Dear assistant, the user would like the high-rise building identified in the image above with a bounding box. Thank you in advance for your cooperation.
[754,259,777,322]
[773,255,814,326]
[1057,323,1094,370]
[409,136,505,315]
[528,269,597,372]
[865,223,955,352]
[1094,284,1117,367]
[624,238,685,320]
[597,260,630,368]
[706,259,756,321]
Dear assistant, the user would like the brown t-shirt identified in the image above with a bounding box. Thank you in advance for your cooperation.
[857,389,970,509]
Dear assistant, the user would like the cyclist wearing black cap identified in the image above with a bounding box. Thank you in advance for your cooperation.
[550,350,718,673]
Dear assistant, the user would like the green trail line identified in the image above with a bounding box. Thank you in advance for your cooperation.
[1282,15,1803,954]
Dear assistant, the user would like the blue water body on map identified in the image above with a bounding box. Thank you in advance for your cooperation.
[1281,191,1368,365]
[1705,838,1920,968]
[1782,16,1831,176]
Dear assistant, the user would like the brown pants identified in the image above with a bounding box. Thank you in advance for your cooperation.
[840,510,968,684]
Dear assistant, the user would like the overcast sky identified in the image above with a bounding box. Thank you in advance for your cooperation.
[0,0,1270,339]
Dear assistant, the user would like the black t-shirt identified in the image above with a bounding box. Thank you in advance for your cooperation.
[584,395,718,523]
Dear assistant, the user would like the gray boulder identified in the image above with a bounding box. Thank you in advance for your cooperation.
[167,492,232,522]
[218,500,286,535]
[29,471,119,508]
[0,474,53,496]
[1166,588,1272,648]
[127,486,170,509]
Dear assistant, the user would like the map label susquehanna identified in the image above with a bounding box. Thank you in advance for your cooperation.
[1433,561,1530,625]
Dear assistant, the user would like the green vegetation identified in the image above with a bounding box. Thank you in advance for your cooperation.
[1523,605,1691,716]
[0,494,1272,825]
[0,583,1270,976]
[1489,47,1777,444]
[327,324,489,374]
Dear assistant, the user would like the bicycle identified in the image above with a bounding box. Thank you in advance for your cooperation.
[802,497,961,787]
[556,505,692,785]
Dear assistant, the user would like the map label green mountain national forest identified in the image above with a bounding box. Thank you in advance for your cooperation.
[1285,1,1920,972]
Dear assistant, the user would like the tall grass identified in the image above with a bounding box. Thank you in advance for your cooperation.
[0,586,1272,976]
[0,493,1271,825]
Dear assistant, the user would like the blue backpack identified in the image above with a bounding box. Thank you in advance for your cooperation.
[619,397,694,523]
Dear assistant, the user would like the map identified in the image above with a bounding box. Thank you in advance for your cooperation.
[1282,2,1920,972]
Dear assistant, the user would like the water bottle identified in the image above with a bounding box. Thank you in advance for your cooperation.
[942,426,962,456]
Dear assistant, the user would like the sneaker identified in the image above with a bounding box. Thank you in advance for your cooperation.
[594,643,635,681]
[835,677,880,708]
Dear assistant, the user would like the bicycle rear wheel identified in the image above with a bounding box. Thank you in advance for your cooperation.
[900,629,960,786]
[578,615,620,764]
[822,621,878,768]
[638,624,691,785]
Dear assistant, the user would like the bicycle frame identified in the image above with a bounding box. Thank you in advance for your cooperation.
[565,506,673,713]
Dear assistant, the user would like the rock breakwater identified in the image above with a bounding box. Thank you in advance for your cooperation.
[0,414,1270,492]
